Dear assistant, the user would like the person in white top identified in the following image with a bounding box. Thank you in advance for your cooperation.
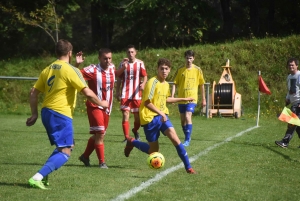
[275,57,300,148]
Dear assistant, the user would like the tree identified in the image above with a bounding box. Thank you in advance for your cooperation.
[0,1,63,45]
[220,0,233,37]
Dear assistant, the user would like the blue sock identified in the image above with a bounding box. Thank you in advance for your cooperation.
[38,149,70,177]
[132,140,150,154]
[175,143,191,170]
[186,124,193,141]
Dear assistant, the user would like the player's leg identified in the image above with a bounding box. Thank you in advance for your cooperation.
[91,109,108,168]
[295,106,300,146]
[94,132,108,168]
[180,112,186,130]
[79,106,97,166]
[178,104,188,143]
[131,100,141,140]
[29,108,72,189]
[183,111,193,145]
[132,112,141,140]
[183,103,197,146]
[275,105,299,148]
[121,99,131,141]
[79,135,94,166]
[122,110,130,140]
[162,119,195,174]
[124,116,161,157]
[275,124,296,148]
[148,141,159,153]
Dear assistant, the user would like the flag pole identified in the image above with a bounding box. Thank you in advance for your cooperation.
[256,71,261,127]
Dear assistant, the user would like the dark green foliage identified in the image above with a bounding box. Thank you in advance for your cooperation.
[1,0,300,59]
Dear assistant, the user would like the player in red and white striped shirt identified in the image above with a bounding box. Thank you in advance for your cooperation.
[76,49,127,168]
[116,45,148,141]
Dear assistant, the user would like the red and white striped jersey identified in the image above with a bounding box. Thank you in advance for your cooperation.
[81,63,115,115]
[118,59,147,100]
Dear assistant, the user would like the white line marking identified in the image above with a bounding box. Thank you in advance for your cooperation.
[111,126,258,201]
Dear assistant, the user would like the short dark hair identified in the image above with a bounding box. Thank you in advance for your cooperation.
[126,44,136,50]
[55,39,73,57]
[287,57,299,66]
[157,58,171,68]
[184,50,195,58]
[98,48,112,56]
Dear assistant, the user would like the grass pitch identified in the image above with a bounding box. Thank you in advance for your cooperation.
[1,113,300,201]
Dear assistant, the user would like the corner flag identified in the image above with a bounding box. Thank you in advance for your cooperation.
[258,75,271,95]
[278,107,300,126]
[257,71,271,126]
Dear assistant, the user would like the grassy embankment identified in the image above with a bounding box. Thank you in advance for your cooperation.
[1,35,300,117]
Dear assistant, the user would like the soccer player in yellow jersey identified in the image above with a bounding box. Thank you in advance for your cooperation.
[26,39,108,190]
[124,58,196,174]
[171,50,206,147]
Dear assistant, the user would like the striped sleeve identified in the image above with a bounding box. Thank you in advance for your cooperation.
[148,78,158,100]
[69,65,87,91]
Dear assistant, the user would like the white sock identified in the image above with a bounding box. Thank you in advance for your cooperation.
[32,173,43,181]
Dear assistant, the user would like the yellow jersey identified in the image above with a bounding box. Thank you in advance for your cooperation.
[173,64,205,104]
[34,60,87,118]
[139,76,170,125]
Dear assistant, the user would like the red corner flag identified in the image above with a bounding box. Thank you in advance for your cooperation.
[258,75,271,95]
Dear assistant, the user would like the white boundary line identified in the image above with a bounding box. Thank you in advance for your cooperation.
[111,126,258,201]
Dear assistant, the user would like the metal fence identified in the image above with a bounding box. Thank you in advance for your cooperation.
[0,76,210,118]
[0,76,38,80]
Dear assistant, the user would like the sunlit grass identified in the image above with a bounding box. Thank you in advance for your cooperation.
[1,114,300,200]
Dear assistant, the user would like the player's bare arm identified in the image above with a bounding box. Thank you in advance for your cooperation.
[200,84,206,107]
[167,97,194,103]
[139,75,148,90]
[115,78,122,101]
[115,61,129,77]
[26,87,41,126]
[81,87,109,108]
[171,84,176,98]
[144,100,168,122]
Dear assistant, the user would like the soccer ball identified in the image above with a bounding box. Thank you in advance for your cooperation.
[147,152,165,169]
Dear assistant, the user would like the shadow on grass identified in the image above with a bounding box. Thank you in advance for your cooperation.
[74,164,124,169]
[0,162,124,169]
[264,146,300,162]
[229,140,300,163]
[0,182,29,188]
[0,129,44,134]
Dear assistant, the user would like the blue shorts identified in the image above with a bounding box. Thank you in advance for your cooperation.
[178,103,197,113]
[143,115,173,142]
[41,108,74,148]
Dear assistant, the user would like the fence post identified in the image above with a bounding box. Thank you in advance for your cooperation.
[204,83,210,118]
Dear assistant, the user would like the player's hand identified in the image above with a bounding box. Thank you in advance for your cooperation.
[122,58,129,62]
[186,97,195,102]
[160,113,168,123]
[122,59,129,69]
[139,82,145,91]
[121,58,129,68]
[76,51,85,65]
[100,100,109,109]
[202,99,207,107]
[26,115,38,126]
